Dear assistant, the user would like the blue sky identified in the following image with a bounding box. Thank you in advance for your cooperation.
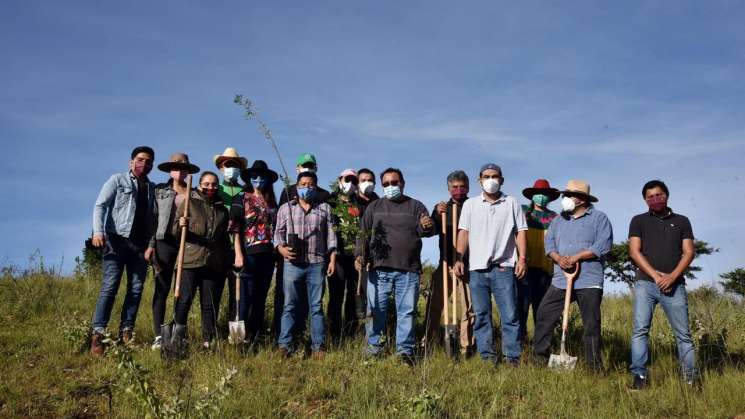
[2,1,743,292]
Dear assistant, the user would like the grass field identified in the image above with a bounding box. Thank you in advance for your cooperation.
[1,261,744,418]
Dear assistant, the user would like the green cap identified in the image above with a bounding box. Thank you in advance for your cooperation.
[296,153,317,166]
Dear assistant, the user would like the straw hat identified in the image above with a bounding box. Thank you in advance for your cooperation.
[561,179,598,202]
[213,147,248,169]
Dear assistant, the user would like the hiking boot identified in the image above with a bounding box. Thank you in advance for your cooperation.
[151,336,163,350]
[311,350,326,360]
[90,333,105,357]
[121,329,134,345]
[630,374,647,391]
[277,347,291,359]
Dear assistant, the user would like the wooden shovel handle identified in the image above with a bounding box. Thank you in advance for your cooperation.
[441,210,449,325]
[560,262,579,332]
[451,204,458,325]
[174,174,192,299]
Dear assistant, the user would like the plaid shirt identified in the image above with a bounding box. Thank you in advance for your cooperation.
[274,200,337,264]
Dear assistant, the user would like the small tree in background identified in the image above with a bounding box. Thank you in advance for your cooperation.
[605,240,718,286]
[719,268,745,297]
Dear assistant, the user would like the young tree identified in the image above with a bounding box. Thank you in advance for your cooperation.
[719,268,745,297]
[605,240,717,286]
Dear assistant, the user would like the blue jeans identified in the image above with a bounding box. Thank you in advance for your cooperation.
[92,235,148,333]
[239,252,276,339]
[631,280,696,380]
[366,269,420,357]
[278,262,326,352]
[469,266,521,361]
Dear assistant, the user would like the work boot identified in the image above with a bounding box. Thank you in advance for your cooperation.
[630,374,647,391]
[90,333,105,357]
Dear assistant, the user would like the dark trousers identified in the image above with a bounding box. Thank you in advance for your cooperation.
[152,239,179,336]
[238,251,276,340]
[327,254,363,339]
[272,254,285,337]
[174,267,226,343]
[533,285,603,371]
[516,268,552,343]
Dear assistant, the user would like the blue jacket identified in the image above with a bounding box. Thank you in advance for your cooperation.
[92,172,155,239]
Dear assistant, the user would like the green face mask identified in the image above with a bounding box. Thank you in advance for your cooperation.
[532,194,549,207]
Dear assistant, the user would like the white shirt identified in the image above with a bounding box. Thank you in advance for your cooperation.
[458,192,527,271]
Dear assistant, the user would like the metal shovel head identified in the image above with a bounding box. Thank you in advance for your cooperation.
[548,352,578,370]
[228,319,246,344]
[444,325,460,360]
[160,322,187,360]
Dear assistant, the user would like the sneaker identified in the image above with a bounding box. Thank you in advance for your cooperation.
[121,329,134,345]
[630,374,647,391]
[151,336,163,350]
[90,333,105,356]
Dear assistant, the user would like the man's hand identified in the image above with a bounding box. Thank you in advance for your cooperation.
[278,245,296,261]
[355,256,370,272]
[178,216,189,228]
[515,258,527,279]
[435,202,447,215]
[91,233,106,248]
[558,255,574,270]
[656,271,675,294]
[327,262,336,277]
[234,253,244,269]
[420,213,434,230]
[453,260,465,278]
[144,247,154,262]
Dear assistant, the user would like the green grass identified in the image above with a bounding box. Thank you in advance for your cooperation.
[1,265,744,418]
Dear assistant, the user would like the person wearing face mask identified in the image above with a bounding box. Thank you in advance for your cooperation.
[355,168,435,365]
[89,146,156,356]
[517,179,560,346]
[274,171,337,358]
[628,180,697,390]
[273,153,332,338]
[422,170,475,355]
[327,169,366,340]
[228,160,279,345]
[213,147,248,338]
[356,168,380,212]
[452,164,528,366]
[532,180,613,372]
[147,153,200,350]
[171,171,232,351]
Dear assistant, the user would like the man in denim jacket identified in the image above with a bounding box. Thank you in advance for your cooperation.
[89,146,156,355]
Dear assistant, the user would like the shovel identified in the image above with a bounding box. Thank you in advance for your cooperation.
[548,263,580,370]
[442,208,460,360]
[229,273,246,344]
[161,175,192,359]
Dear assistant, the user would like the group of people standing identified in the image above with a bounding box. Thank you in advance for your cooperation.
[88,145,698,389]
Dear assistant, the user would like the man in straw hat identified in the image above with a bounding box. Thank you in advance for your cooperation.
[214,147,248,336]
[89,146,156,355]
[146,152,200,350]
[518,179,560,346]
[532,179,613,372]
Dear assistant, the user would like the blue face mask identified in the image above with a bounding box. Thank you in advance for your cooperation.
[297,186,316,201]
[251,176,268,190]
[383,185,402,200]
[223,167,240,182]
[532,194,549,207]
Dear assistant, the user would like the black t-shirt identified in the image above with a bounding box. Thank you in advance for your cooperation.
[130,176,149,248]
[628,209,694,283]
[431,199,467,266]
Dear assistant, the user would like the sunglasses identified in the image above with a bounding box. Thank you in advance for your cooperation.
[342,176,359,184]
[381,180,401,187]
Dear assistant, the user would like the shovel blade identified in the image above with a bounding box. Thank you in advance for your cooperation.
[228,320,246,344]
[444,326,460,360]
[548,353,578,370]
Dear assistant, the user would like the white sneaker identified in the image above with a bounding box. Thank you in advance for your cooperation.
[151,336,163,350]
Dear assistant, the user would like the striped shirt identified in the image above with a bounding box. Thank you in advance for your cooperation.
[274,200,337,264]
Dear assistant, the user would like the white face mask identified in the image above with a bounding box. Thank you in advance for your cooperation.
[481,178,501,194]
[340,181,357,195]
[359,181,375,195]
[561,196,576,213]
[222,167,239,182]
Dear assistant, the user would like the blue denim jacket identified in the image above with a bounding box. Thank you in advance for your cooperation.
[92,172,155,239]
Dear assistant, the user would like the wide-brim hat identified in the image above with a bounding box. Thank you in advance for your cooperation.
[561,179,598,202]
[213,147,248,169]
[522,178,560,201]
[241,160,279,184]
[157,152,200,174]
